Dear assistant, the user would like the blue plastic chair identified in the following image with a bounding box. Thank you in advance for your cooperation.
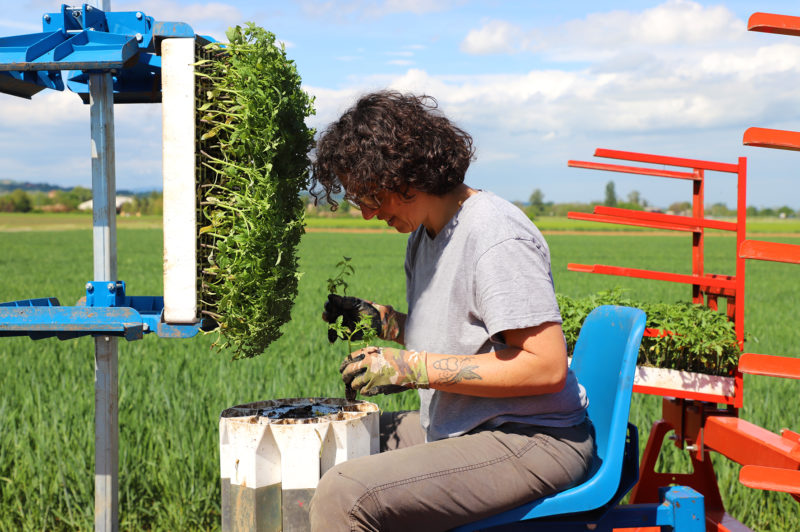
[454,305,647,531]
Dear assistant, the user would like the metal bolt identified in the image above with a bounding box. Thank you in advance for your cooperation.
[72,10,81,18]
[43,14,51,22]
[86,5,92,10]
[135,33,143,42]
[136,12,143,20]
[107,283,116,293]
[86,282,94,292]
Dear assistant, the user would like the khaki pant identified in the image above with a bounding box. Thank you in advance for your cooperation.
[309,411,595,532]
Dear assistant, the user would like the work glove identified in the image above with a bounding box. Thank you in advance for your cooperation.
[323,294,401,343]
[340,347,429,397]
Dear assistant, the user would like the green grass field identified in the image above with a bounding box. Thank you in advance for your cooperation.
[4,212,800,234]
[1,224,798,530]
[304,213,800,234]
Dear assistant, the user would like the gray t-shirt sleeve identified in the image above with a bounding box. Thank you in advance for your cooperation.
[475,237,562,343]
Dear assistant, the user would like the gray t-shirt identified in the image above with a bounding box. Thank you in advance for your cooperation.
[404,191,588,442]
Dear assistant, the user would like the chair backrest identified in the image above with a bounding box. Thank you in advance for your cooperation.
[453,305,646,531]
[570,305,646,474]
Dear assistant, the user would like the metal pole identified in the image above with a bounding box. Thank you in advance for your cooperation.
[90,70,119,532]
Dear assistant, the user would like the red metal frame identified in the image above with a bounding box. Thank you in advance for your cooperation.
[567,14,800,525]
[567,149,747,406]
[566,145,800,527]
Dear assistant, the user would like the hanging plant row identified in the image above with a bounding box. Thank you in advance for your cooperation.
[557,289,744,376]
[195,24,315,359]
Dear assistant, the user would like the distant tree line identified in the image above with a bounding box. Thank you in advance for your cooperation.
[0,187,163,215]
[522,180,799,220]
[1,184,796,219]
[119,192,163,216]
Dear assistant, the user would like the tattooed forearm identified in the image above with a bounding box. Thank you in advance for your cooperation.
[432,356,483,386]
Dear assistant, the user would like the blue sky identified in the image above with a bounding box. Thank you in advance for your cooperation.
[2,0,800,208]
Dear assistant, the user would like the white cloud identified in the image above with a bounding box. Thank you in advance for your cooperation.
[461,1,744,59]
[554,0,742,51]
[299,0,461,20]
[114,0,242,37]
[381,0,459,15]
[460,20,524,55]
[115,0,241,24]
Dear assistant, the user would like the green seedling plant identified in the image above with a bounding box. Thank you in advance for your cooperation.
[326,257,380,399]
[557,288,745,376]
[195,23,315,359]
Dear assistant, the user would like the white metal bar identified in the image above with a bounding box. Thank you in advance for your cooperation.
[89,71,119,532]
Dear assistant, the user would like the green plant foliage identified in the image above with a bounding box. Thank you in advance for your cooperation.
[325,257,381,400]
[558,288,742,376]
[325,257,379,347]
[2,231,799,530]
[196,24,315,359]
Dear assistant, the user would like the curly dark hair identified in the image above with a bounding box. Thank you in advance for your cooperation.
[310,90,475,208]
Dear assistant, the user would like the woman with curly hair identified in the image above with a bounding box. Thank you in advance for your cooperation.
[309,91,595,531]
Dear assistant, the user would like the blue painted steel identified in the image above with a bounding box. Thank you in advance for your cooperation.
[0,70,63,98]
[0,28,139,72]
[67,52,162,103]
[1,297,61,308]
[454,305,647,531]
[466,487,705,531]
[0,280,205,340]
[659,486,705,531]
[0,4,199,102]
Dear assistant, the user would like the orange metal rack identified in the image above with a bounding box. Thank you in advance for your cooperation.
[566,11,800,530]
[567,149,747,408]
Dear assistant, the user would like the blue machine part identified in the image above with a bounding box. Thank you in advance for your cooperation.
[0,3,199,103]
[0,282,207,341]
[0,70,63,98]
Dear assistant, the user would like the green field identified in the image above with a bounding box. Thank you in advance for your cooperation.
[4,212,800,234]
[304,213,800,234]
[1,226,799,530]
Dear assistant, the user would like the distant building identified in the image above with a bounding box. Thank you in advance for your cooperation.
[78,196,134,213]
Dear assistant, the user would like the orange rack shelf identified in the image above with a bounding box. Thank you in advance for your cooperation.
[738,352,800,379]
[567,160,699,180]
[739,466,800,495]
[743,127,800,151]
[748,12,800,36]
[739,239,800,264]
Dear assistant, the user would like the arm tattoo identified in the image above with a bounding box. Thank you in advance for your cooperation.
[432,356,483,386]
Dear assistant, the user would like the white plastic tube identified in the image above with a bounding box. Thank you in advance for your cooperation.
[161,38,197,323]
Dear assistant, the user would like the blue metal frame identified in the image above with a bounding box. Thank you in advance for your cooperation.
[0,4,207,339]
[495,486,705,531]
[0,3,204,103]
[0,282,207,340]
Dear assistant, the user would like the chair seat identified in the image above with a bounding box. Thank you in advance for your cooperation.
[453,306,647,532]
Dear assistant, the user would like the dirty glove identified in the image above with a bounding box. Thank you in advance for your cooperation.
[323,294,401,343]
[340,347,429,397]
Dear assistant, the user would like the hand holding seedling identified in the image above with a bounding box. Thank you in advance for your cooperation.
[323,294,382,343]
[323,294,404,344]
[341,347,429,397]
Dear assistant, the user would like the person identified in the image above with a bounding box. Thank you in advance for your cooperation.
[308,90,595,532]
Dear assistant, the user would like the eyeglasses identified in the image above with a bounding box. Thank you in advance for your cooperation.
[345,193,382,211]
